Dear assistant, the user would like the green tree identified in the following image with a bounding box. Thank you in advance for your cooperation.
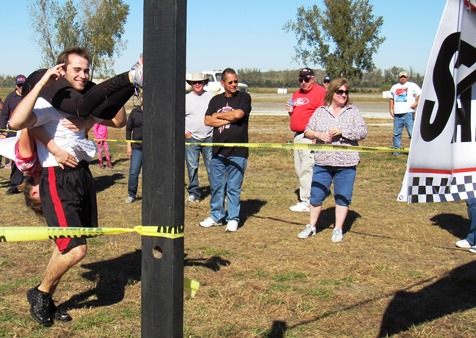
[29,0,129,79]
[283,0,385,80]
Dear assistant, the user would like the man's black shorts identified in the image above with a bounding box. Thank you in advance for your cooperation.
[40,161,98,252]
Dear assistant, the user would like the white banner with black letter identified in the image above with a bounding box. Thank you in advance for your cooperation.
[398,0,476,203]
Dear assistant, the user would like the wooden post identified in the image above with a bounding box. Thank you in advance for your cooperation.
[141,0,186,337]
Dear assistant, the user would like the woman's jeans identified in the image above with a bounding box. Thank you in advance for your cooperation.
[310,165,357,207]
[128,148,143,198]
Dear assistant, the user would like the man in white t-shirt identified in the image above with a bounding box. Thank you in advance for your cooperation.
[185,73,215,202]
[389,71,422,155]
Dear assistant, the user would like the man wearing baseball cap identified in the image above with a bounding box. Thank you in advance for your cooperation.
[286,67,326,212]
[389,71,421,155]
[323,75,331,90]
[0,74,26,194]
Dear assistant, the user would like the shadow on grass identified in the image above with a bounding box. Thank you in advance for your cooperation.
[94,172,125,193]
[240,199,267,225]
[248,207,361,231]
[378,260,476,337]
[264,320,288,338]
[60,249,230,310]
[430,212,469,239]
[199,185,211,200]
[315,207,361,235]
[184,254,231,271]
[91,158,129,169]
[61,250,142,310]
[262,261,476,337]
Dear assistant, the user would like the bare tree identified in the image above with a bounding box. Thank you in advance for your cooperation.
[29,0,129,79]
[284,0,385,80]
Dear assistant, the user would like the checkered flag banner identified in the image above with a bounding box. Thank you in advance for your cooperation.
[399,171,476,203]
[398,0,476,203]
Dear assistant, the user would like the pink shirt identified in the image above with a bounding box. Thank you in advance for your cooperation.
[14,141,42,178]
[93,123,108,139]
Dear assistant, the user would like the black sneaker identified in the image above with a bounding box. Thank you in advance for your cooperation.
[26,287,53,326]
[49,298,72,322]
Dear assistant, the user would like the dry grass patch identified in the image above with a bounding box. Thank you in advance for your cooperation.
[1,115,476,337]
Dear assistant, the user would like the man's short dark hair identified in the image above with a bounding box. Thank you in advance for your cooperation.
[222,68,237,79]
[56,47,91,68]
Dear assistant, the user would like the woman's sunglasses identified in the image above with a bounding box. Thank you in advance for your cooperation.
[335,89,349,96]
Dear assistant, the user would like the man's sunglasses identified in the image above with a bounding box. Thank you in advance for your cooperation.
[227,80,238,85]
[191,81,204,85]
[298,77,311,83]
[335,89,349,96]
[399,75,407,79]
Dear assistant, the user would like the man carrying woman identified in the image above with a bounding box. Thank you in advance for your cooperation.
[9,47,142,326]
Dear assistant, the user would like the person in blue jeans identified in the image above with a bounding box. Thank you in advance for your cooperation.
[185,73,215,202]
[199,68,252,232]
[456,198,476,252]
[125,95,143,203]
[389,71,421,155]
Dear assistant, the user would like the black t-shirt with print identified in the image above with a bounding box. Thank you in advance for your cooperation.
[205,91,252,158]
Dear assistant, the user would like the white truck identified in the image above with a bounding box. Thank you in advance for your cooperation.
[186,70,249,94]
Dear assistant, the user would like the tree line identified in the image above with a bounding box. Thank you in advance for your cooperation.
[0,66,424,92]
[237,66,424,92]
[0,76,19,89]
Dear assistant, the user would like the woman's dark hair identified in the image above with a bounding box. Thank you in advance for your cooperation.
[22,69,47,97]
[23,176,43,216]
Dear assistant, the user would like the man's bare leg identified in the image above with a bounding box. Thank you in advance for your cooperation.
[38,244,88,295]
[27,244,87,326]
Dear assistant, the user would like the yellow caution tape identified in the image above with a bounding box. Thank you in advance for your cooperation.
[187,142,409,154]
[108,140,407,152]
[0,225,199,297]
[1,127,403,152]
[184,278,200,298]
[0,225,184,243]
[1,127,406,153]
[96,138,142,144]
[99,140,408,153]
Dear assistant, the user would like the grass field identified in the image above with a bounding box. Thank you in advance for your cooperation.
[1,112,476,337]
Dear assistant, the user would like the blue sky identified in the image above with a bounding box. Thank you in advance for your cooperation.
[1,0,446,77]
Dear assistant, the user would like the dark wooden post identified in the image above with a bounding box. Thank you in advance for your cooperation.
[141,0,186,337]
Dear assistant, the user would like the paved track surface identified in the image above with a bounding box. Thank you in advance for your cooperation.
[251,93,390,119]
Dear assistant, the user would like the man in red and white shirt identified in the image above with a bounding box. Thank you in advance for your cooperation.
[285,68,326,212]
